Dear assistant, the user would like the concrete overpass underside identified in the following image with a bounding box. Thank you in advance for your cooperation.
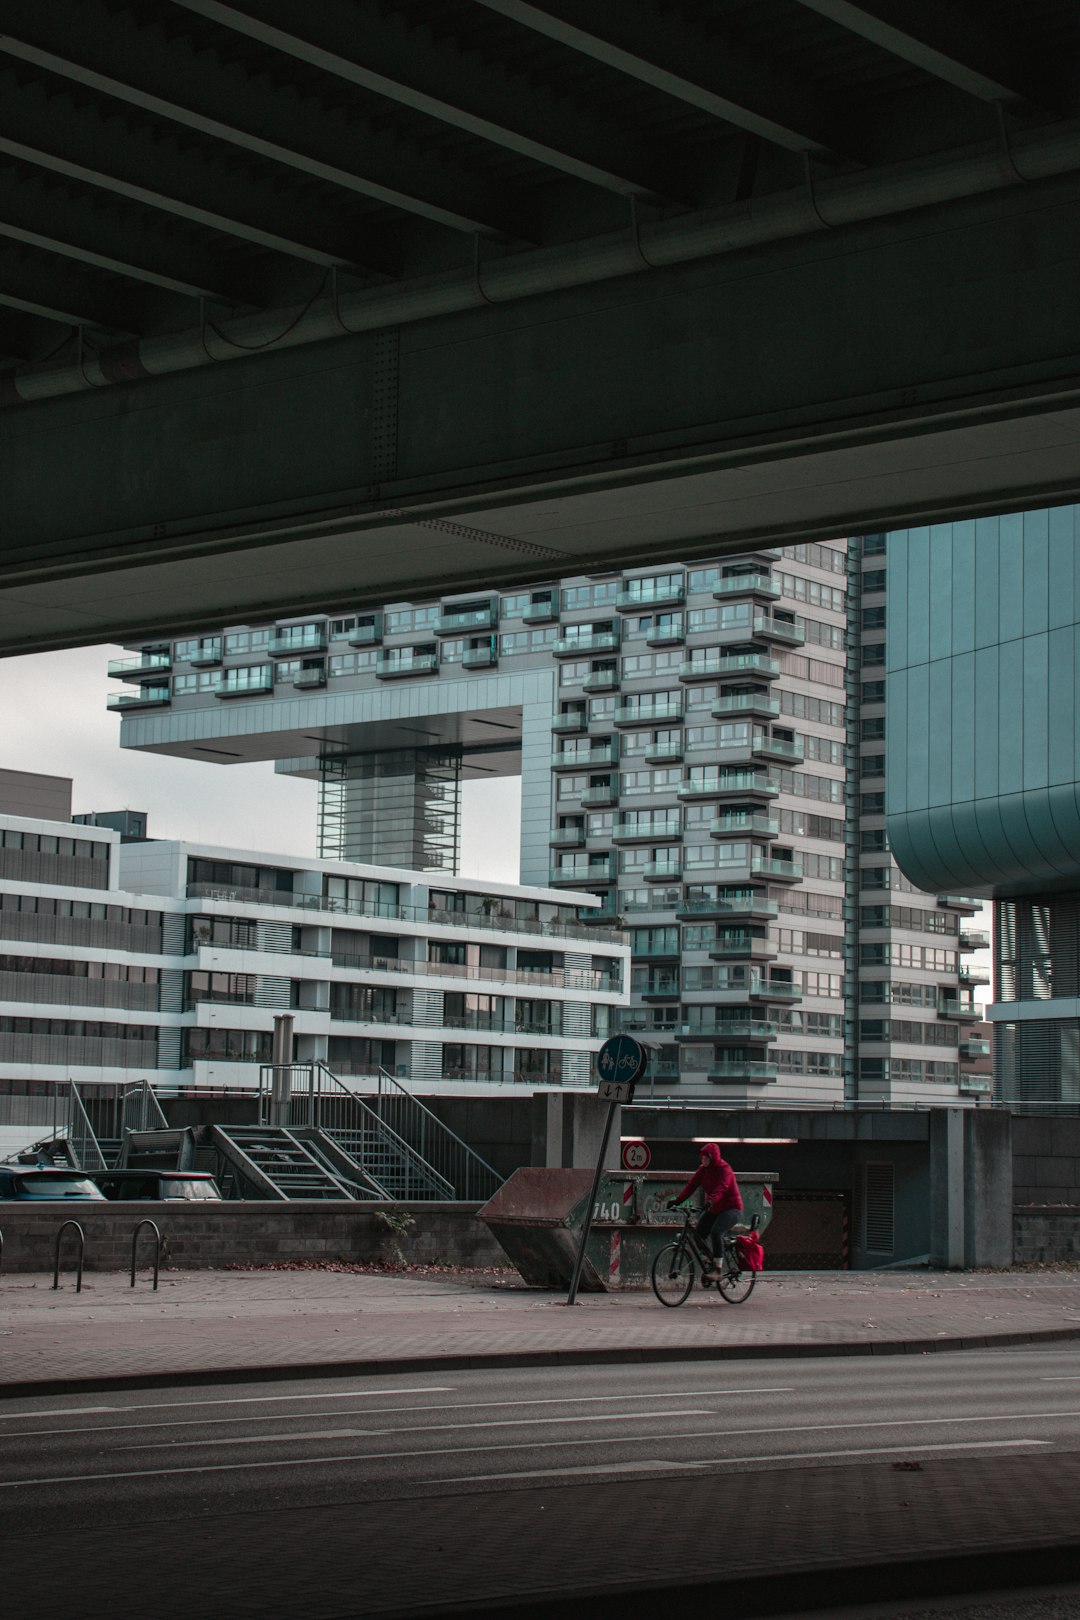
[2,0,1080,652]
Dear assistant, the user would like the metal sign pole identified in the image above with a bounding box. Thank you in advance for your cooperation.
[565,1097,619,1308]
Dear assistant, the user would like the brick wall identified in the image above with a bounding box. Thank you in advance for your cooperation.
[0,1201,507,1273]
[1013,1206,1080,1264]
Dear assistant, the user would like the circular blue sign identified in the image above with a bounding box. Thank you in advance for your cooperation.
[597,1033,647,1086]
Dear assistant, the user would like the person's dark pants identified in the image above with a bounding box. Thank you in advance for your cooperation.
[696,1207,741,1263]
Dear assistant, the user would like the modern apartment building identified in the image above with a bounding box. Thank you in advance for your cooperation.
[111,541,988,1108]
[0,787,628,1114]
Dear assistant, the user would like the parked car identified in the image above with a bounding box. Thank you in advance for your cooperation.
[88,1170,222,1201]
[0,1166,106,1200]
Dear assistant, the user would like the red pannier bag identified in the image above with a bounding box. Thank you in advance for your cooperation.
[735,1232,764,1271]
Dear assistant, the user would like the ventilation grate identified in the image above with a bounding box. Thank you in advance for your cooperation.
[863,1161,895,1254]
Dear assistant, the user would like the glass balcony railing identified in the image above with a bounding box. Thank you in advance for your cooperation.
[553,631,620,656]
[646,624,685,647]
[216,667,273,697]
[436,605,497,634]
[644,741,685,764]
[522,596,560,623]
[643,860,682,882]
[551,744,618,770]
[959,929,990,951]
[712,573,781,599]
[269,628,326,656]
[751,735,804,763]
[679,1019,777,1040]
[461,645,497,668]
[549,827,585,848]
[549,857,616,885]
[752,614,804,645]
[678,773,780,800]
[961,1039,991,1059]
[939,895,982,910]
[708,1062,778,1083]
[614,700,683,726]
[708,935,777,959]
[750,855,802,882]
[712,693,779,720]
[616,582,685,610]
[710,814,779,838]
[579,784,618,807]
[375,653,439,678]
[719,652,781,680]
[938,995,980,1019]
[612,817,682,843]
[551,711,588,734]
[582,669,620,693]
[292,667,327,689]
[107,653,171,679]
[107,686,171,710]
[677,895,778,922]
[347,621,382,645]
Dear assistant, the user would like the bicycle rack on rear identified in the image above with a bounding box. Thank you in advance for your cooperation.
[130,1219,162,1291]
[53,1219,85,1293]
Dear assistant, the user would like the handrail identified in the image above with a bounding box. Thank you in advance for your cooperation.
[66,1083,107,1173]
[313,1065,452,1199]
[374,1068,502,1189]
[53,1219,85,1292]
[130,1218,162,1291]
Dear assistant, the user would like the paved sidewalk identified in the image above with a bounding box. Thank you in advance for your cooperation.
[3,1266,1080,1393]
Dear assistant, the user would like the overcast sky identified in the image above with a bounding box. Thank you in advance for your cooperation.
[2,644,521,878]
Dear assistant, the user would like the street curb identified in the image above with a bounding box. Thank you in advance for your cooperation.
[2,1321,1079,1399]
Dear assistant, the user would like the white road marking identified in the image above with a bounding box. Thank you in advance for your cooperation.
[434,1438,1051,1485]
[0,1387,794,1440]
[116,1410,714,1451]
[0,1427,1059,1492]
[0,1387,454,1422]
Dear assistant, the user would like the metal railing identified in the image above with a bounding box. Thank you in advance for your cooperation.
[64,1080,169,1171]
[258,1063,501,1202]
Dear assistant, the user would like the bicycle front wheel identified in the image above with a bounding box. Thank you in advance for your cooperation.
[716,1260,755,1304]
[651,1242,695,1306]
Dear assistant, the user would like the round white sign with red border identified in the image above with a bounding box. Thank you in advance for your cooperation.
[621,1140,651,1171]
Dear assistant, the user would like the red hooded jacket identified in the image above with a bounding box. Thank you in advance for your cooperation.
[674,1143,742,1213]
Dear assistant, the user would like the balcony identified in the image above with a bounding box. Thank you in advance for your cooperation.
[710,813,778,839]
[107,653,171,681]
[617,581,685,611]
[938,994,980,1019]
[643,859,683,882]
[579,783,618,807]
[646,624,685,647]
[712,573,781,600]
[751,855,802,883]
[679,657,725,683]
[549,856,616,886]
[938,895,982,911]
[216,667,273,698]
[553,631,620,657]
[551,711,588,735]
[551,744,618,771]
[708,935,778,963]
[960,1037,991,1059]
[269,628,326,656]
[436,603,497,635]
[613,698,683,727]
[677,895,778,923]
[960,928,990,951]
[461,645,497,669]
[959,1076,992,1096]
[612,816,681,843]
[375,652,439,679]
[107,686,171,710]
[643,741,684,766]
[713,693,780,722]
[678,1018,777,1041]
[639,977,680,1000]
[708,1062,778,1084]
[751,734,804,764]
[522,595,560,623]
[292,666,327,689]
[348,619,383,646]
[549,826,585,848]
[581,668,620,694]
[678,772,780,803]
[187,641,223,666]
[719,652,781,681]
[752,614,804,646]
[958,965,990,987]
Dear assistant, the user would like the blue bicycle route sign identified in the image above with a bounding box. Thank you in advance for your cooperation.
[596,1033,647,1102]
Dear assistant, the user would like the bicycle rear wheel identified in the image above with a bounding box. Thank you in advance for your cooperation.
[651,1242,695,1306]
[716,1256,755,1304]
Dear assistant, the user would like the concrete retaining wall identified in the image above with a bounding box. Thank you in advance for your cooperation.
[1013,1205,1080,1265]
[1013,1118,1080,1204]
[0,1201,507,1273]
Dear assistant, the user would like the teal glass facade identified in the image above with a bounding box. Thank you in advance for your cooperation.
[887,505,1080,898]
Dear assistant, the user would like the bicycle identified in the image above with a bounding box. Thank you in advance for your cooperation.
[650,1208,758,1306]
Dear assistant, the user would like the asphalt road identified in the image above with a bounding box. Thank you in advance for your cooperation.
[3,1345,1080,1616]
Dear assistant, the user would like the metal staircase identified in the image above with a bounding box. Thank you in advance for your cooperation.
[210,1124,383,1200]
[259,1062,502,1201]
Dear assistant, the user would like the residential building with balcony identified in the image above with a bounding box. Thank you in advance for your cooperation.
[108,543,986,1108]
[0,785,628,1110]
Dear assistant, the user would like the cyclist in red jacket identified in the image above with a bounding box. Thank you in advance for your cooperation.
[668,1142,743,1278]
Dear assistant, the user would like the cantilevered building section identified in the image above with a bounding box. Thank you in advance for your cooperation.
[111,545,987,1107]
[886,504,1080,1112]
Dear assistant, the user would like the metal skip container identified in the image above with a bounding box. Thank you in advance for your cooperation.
[479,1167,777,1290]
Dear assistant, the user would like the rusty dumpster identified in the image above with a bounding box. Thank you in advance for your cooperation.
[479,1166,777,1290]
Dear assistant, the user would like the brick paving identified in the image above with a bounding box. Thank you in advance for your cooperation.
[2,1267,1080,1393]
